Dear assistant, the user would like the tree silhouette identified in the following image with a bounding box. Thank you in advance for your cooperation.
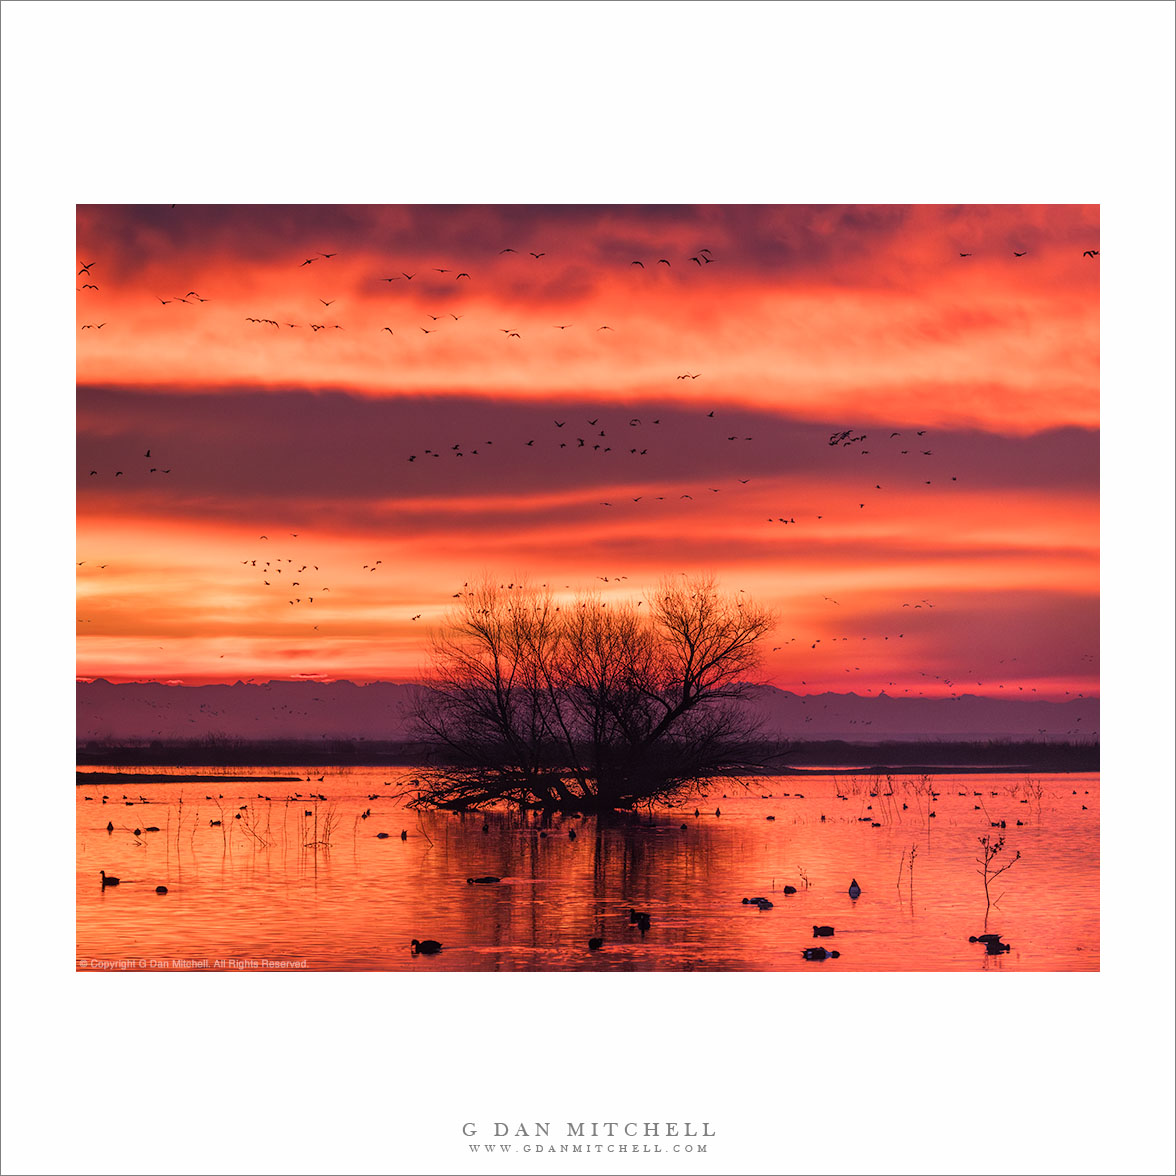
[409,576,777,812]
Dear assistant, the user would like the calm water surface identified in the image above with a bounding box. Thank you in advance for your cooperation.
[76,767,1099,971]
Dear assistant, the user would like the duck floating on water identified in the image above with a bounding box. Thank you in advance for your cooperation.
[467,876,501,885]
[969,933,1011,953]
[813,925,835,937]
[802,947,840,961]
[100,870,119,887]
[848,879,862,899]
[588,937,603,951]
[411,939,442,955]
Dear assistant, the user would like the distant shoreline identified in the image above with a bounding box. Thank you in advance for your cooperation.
[75,738,1099,775]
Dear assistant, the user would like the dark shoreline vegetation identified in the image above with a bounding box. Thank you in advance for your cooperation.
[76,738,1099,776]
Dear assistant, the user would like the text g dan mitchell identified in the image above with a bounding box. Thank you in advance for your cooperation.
[463,1122,714,1139]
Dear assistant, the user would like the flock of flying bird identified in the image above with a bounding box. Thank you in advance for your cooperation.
[77,235,1098,701]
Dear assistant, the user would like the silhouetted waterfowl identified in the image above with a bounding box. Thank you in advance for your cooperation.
[411,939,442,954]
[588,937,603,951]
[802,947,840,961]
[813,925,835,937]
[782,885,797,895]
[568,828,577,840]
[714,807,721,816]
[100,871,119,886]
[848,879,861,899]
[635,913,651,933]
[376,832,390,839]
[400,830,408,840]
[106,821,114,832]
[155,885,168,894]
[145,826,159,833]
[210,820,221,826]
[467,876,501,884]
[969,933,1003,945]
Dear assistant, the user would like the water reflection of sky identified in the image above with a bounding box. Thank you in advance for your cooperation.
[77,768,1099,972]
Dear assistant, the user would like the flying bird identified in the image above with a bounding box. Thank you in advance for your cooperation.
[1083,250,1099,257]
[530,252,545,259]
[319,299,336,306]
[78,262,95,275]
[631,260,644,267]
[456,272,470,279]
[1013,251,1027,257]
[959,252,972,257]
[657,259,670,266]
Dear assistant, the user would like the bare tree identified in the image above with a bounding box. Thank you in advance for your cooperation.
[409,576,778,812]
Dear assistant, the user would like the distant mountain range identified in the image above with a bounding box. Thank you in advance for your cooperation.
[77,679,1098,745]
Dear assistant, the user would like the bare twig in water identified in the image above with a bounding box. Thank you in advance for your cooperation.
[976,833,1020,919]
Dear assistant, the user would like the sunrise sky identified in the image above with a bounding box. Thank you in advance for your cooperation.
[75,204,1099,698]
